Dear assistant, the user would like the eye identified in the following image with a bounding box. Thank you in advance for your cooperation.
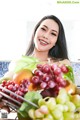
[41,27,46,31]
[51,32,57,36]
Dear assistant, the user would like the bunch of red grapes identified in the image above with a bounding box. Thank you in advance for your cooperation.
[0,79,30,102]
[31,64,69,97]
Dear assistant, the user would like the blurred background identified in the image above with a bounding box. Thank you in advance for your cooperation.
[0,0,80,62]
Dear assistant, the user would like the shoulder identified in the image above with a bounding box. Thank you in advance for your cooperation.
[50,58,71,66]
[58,59,71,66]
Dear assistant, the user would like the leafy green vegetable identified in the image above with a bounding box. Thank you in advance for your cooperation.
[14,55,40,73]
[63,65,75,83]
[18,91,42,118]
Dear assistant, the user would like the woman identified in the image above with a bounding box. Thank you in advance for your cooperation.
[0,15,70,80]
[25,15,70,65]
[0,15,73,119]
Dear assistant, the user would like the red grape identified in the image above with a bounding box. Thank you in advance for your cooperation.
[34,69,43,77]
[53,67,62,75]
[51,64,58,71]
[55,76,63,83]
[42,64,51,73]
[7,84,14,91]
[60,65,69,73]
[48,81,56,88]
[31,76,40,84]
[37,64,43,71]
[42,74,50,82]
[0,78,30,102]
[41,89,51,98]
[40,82,47,89]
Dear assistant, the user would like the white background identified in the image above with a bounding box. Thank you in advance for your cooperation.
[0,0,80,61]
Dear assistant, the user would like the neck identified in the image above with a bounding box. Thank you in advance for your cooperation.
[32,50,49,62]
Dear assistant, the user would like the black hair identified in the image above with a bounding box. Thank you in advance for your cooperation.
[25,15,69,60]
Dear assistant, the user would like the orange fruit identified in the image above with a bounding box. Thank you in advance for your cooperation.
[12,69,33,84]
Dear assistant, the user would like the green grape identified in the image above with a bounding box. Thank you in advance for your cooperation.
[63,105,68,112]
[63,112,74,120]
[74,113,80,120]
[56,89,70,104]
[46,97,56,111]
[28,109,35,119]
[59,116,64,120]
[56,94,69,104]
[71,94,80,108]
[58,88,68,95]
[34,109,44,119]
[44,113,54,120]
[55,104,64,112]
[38,98,46,106]
[51,107,63,119]
[65,101,76,112]
[39,105,49,114]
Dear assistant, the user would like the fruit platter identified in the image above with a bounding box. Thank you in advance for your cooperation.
[0,55,80,120]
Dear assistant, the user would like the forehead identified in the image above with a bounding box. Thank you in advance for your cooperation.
[40,19,59,31]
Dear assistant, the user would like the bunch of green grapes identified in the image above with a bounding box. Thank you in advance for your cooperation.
[28,89,80,120]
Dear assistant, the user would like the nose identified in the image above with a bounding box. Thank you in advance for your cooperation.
[43,33,49,39]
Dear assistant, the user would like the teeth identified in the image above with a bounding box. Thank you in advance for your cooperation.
[40,40,48,44]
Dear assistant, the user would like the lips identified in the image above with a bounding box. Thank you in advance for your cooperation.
[39,39,49,45]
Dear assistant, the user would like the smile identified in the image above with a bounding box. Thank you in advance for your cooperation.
[39,39,49,45]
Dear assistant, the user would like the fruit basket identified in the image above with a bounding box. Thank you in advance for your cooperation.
[0,56,80,120]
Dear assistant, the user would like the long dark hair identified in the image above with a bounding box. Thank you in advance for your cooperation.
[25,15,69,60]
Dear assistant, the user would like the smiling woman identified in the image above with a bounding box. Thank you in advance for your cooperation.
[25,15,70,66]
[0,15,71,84]
[33,19,59,60]
[26,20,80,63]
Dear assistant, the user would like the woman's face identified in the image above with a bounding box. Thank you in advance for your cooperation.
[34,19,59,52]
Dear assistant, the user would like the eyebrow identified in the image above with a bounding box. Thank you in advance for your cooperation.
[43,25,58,33]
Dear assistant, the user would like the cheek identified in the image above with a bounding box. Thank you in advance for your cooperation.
[33,32,37,42]
[34,31,39,42]
[51,38,57,46]
[35,28,43,38]
[34,34,38,43]
[34,35,39,48]
[34,30,41,44]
